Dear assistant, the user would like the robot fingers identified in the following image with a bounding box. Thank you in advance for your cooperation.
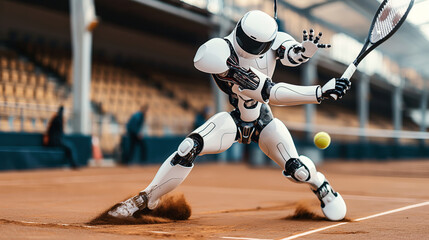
[302,29,315,42]
[317,43,331,49]
[314,32,323,44]
[309,29,314,41]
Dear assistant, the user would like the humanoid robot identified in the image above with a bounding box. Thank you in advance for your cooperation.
[109,10,350,221]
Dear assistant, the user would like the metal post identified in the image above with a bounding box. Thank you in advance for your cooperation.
[210,13,231,115]
[70,0,96,134]
[210,10,232,162]
[20,107,24,132]
[358,74,369,142]
[392,80,403,144]
[419,89,428,146]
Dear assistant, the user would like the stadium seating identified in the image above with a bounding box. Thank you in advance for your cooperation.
[151,73,214,113]
[0,46,69,134]
[8,39,199,153]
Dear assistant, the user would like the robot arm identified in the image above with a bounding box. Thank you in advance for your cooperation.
[238,67,351,106]
[273,30,331,67]
[268,82,321,106]
[193,36,349,106]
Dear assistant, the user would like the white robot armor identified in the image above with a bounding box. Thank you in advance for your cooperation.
[109,10,349,221]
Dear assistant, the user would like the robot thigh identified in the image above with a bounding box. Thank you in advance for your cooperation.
[172,112,237,166]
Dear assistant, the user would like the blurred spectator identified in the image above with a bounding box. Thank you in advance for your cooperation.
[43,106,78,169]
[193,106,211,129]
[122,105,149,165]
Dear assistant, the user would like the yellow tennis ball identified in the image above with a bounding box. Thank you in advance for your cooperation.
[314,132,331,149]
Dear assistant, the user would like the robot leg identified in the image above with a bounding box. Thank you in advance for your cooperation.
[108,112,237,218]
[258,119,346,221]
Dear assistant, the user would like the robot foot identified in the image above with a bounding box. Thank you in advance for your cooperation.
[313,181,347,221]
[107,192,149,218]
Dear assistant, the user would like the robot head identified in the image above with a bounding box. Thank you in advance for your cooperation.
[233,10,278,59]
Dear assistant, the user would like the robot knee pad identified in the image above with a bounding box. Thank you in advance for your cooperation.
[283,158,311,182]
[171,134,204,167]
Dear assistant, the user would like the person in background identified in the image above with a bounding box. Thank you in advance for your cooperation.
[43,106,78,169]
[122,104,149,165]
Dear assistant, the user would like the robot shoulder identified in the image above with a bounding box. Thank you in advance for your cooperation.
[271,32,296,50]
[193,38,230,74]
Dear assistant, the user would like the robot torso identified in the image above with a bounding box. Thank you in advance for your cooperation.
[217,32,278,123]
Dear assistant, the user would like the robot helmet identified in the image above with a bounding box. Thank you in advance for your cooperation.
[233,10,278,59]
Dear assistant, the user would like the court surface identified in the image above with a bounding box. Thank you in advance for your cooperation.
[0,160,428,239]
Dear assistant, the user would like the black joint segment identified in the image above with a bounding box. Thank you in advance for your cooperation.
[284,158,300,175]
[301,54,309,60]
[312,181,337,208]
[287,51,299,65]
[188,133,204,154]
[261,79,274,102]
[171,134,204,167]
[277,46,286,59]
[284,158,310,182]
[171,153,187,166]
[314,36,320,44]
[293,45,302,54]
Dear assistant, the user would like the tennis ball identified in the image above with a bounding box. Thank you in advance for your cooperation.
[314,132,331,149]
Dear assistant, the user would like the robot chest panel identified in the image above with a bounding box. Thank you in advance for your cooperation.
[238,50,276,78]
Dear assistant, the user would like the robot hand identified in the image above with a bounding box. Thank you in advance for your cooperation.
[320,78,351,100]
[225,56,260,90]
[293,29,331,59]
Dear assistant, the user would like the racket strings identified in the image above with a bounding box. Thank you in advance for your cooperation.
[377,5,398,41]
[370,0,412,43]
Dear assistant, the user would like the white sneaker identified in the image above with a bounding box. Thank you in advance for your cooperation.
[313,181,347,221]
[108,192,148,218]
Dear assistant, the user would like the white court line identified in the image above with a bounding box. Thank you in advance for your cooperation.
[354,201,429,222]
[148,231,172,234]
[7,220,97,229]
[222,237,273,240]
[280,223,348,240]
[280,201,429,240]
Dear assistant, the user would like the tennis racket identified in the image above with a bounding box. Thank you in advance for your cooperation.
[333,0,414,99]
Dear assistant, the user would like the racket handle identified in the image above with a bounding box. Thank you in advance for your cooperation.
[330,63,357,100]
[341,63,357,80]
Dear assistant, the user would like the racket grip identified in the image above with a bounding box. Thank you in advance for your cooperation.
[341,63,357,80]
[330,63,357,100]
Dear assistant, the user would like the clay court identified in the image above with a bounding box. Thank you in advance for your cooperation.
[0,160,428,240]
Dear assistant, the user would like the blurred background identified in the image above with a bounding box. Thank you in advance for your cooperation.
[0,0,428,170]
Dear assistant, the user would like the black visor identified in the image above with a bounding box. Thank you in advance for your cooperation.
[236,21,274,55]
